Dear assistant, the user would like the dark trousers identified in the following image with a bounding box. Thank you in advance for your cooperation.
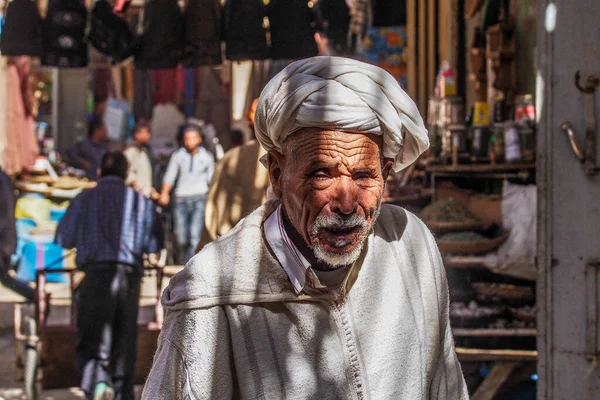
[76,263,141,400]
[0,256,35,301]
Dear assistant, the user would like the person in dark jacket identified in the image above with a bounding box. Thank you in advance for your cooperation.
[0,169,35,301]
[55,151,164,400]
[66,119,109,180]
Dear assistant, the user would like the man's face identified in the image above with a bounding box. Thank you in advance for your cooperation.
[269,128,393,268]
[183,130,202,151]
[95,124,108,141]
[135,127,151,145]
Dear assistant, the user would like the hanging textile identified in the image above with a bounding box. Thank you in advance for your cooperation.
[123,65,135,100]
[135,0,183,69]
[231,61,252,121]
[195,66,229,145]
[348,0,370,52]
[2,60,39,175]
[133,69,155,122]
[183,68,196,118]
[267,0,318,60]
[224,0,270,61]
[0,0,43,57]
[154,69,178,104]
[88,0,136,62]
[182,0,222,67]
[314,0,351,55]
[0,59,7,170]
[42,0,88,67]
[371,0,406,27]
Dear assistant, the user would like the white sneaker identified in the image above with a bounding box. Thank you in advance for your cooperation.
[93,382,115,400]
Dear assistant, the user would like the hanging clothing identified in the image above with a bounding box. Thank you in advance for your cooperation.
[194,67,229,143]
[2,63,39,176]
[315,0,351,55]
[267,0,318,60]
[0,59,7,170]
[0,0,43,57]
[224,0,270,61]
[88,0,136,62]
[154,69,178,104]
[133,69,155,121]
[371,0,406,27]
[135,0,183,69]
[183,68,196,118]
[42,0,88,68]
[182,0,222,67]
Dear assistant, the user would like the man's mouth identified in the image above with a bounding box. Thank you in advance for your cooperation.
[320,225,364,246]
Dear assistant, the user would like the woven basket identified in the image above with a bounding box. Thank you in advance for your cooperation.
[425,219,484,232]
[472,283,535,303]
[437,229,510,255]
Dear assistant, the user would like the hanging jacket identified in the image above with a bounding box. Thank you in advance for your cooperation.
[267,0,318,60]
[42,0,88,67]
[224,0,269,61]
[88,0,136,62]
[182,0,222,67]
[314,0,350,55]
[372,0,406,27]
[0,0,43,57]
[135,0,183,69]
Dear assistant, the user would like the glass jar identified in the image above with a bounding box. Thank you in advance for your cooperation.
[504,122,522,163]
[471,125,490,158]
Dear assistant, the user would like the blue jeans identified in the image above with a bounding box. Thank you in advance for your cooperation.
[173,196,206,264]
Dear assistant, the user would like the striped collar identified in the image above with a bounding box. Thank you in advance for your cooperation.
[264,204,327,295]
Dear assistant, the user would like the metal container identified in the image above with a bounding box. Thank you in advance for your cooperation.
[491,123,505,163]
[471,125,490,158]
[515,94,535,125]
[519,126,536,162]
[441,96,465,126]
[504,122,522,163]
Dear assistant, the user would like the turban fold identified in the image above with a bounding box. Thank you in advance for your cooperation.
[254,56,429,172]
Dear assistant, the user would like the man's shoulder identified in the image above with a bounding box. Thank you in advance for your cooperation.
[375,203,431,241]
[162,201,289,310]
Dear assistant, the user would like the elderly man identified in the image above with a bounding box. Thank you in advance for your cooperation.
[143,57,468,399]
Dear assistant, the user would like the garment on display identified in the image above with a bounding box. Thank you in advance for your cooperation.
[0,0,43,57]
[134,0,183,69]
[88,0,136,62]
[182,0,222,67]
[2,60,39,175]
[371,0,406,27]
[133,69,155,121]
[42,0,89,68]
[314,0,351,55]
[223,0,270,61]
[267,0,318,60]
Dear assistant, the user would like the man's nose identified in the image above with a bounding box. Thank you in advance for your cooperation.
[331,178,358,215]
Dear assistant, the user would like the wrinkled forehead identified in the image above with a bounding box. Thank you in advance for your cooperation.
[281,128,384,156]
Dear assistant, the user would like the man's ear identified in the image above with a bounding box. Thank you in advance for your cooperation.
[267,150,285,198]
[382,158,394,181]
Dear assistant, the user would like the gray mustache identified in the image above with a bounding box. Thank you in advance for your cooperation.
[312,213,369,234]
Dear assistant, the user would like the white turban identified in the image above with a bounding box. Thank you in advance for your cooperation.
[254,56,429,172]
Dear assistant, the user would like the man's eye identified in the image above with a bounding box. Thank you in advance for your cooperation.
[354,171,375,180]
[310,169,329,179]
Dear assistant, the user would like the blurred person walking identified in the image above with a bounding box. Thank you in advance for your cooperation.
[196,99,270,251]
[124,122,157,198]
[0,168,35,301]
[159,125,214,264]
[55,151,164,400]
[66,119,109,180]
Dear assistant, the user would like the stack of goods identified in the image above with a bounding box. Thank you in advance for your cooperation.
[14,195,73,283]
[420,198,508,254]
[382,177,431,210]
[17,166,96,198]
[420,198,482,232]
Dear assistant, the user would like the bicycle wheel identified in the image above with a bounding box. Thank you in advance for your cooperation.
[23,315,39,400]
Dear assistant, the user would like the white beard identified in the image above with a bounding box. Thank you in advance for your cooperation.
[312,238,366,268]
